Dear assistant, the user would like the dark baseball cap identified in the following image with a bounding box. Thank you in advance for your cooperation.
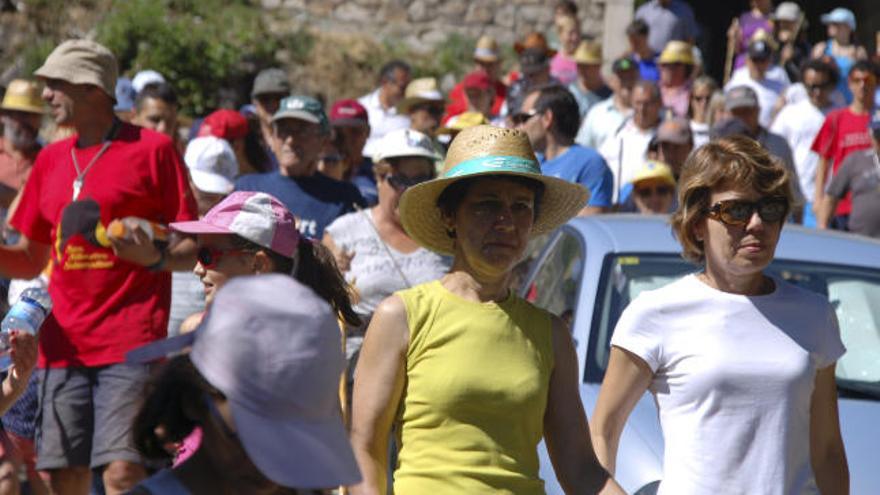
[747,39,773,61]
[725,85,759,110]
[252,68,291,98]
[612,56,637,73]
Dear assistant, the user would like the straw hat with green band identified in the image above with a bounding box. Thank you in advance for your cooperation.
[399,125,589,255]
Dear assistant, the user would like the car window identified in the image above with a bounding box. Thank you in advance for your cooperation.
[583,253,880,398]
[524,230,584,326]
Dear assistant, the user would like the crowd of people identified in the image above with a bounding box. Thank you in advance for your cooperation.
[0,0,863,493]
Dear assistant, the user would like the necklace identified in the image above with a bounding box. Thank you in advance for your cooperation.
[70,119,120,201]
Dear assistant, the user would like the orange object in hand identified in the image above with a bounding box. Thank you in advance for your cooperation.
[96,217,169,247]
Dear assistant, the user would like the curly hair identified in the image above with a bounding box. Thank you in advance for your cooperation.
[670,135,795,264]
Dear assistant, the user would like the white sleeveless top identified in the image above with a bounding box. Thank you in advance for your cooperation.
[325,209,450,320]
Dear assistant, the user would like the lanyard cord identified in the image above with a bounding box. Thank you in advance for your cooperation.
[70,118,121,201]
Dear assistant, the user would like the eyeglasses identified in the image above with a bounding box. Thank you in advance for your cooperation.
[510,108,542,126]
[705,197,788,226]
[385,174,433,191]
[805,83,830,93]
[196,246,255,269]
[635,185,674,198]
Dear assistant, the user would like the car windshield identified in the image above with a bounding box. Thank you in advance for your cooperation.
[584,253,880,400]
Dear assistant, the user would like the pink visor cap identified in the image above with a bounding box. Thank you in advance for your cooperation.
[170,191,299,258]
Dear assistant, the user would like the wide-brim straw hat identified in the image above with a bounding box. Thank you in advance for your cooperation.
[399,125,588,255]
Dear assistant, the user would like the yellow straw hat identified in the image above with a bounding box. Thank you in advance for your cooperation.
[473,35,500,63]
[1,80,45,114]
[399,125,588,255]
[436,112,489,135]
[658,40,695,65]
[396,78,444,114]
[573,40,602,65]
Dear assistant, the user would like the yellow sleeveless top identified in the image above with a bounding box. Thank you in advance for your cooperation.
[393,280,555,494]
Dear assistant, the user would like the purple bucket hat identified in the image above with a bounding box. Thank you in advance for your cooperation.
[171,191,299,258]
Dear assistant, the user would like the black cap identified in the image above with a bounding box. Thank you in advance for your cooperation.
[612,56,637,73]
[748,40,773,61]
[519,48,551,75]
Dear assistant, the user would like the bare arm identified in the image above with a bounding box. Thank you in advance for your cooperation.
[816,195,840,230]
[811,365,849,494]
[109,226,197,272]
[813,156,831,216]
[0,332,38,414]
[348,295,409,495]
[544,317,624,494]
[590,346,653,475]
[578,205,609,216]
[0,236,50,280]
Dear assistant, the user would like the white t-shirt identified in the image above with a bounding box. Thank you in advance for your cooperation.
[324,209,450,321]
[726,68,789,128]
[576,97,631,150]
[770,100,832,203]
[598,119,655,203]
[611,274,845,495]
[358,89,411,158]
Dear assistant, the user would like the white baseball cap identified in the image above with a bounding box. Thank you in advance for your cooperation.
[131,69,166,93]
[372,128,440,164]
[184,136,239,194]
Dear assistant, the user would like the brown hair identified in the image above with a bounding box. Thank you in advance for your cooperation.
[670,135,794,264]
[231,235,362,327]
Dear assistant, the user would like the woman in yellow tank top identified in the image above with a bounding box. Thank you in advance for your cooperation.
[348,126,624,495]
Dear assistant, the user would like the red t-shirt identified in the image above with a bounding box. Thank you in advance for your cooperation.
[10,123,197,367]
[810,108,872,216]
[442,79,507,124]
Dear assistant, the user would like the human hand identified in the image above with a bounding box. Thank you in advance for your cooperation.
[6,331,37,390]
[727,18,741,44]
[109,224,162,268]
[332,247,355,273]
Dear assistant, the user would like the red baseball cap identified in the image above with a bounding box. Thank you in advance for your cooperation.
[329,99,369,127]
[462,70,491,91]
[198,109,249,141]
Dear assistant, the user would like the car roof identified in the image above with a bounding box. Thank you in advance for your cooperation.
[566,214,880,269]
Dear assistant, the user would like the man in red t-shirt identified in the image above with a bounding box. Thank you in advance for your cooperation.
[442,35,507,123]
[811,61,878,229]
[0,40,197,495]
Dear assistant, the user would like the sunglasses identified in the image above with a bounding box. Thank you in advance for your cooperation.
[385,174,433,190]
[805,83,830,93]
[705,197,788,226]
[196,246,255,269]
[510,108,542,126]
[635,185,674,198]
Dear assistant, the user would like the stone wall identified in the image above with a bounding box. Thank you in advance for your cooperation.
[262,0,610,51]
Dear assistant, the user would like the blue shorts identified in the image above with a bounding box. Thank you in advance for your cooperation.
[35,363,152,470]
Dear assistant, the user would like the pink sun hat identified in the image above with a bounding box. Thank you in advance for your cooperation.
[170,191,299,258]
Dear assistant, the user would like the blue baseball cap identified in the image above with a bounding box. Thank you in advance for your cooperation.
[821,8,856,31]
[114,77,135,112]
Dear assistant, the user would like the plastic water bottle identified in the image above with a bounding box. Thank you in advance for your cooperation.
[0,288,52,370]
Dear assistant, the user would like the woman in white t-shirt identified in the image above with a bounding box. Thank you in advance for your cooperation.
[323,129,451,362]
[591,135,849,494]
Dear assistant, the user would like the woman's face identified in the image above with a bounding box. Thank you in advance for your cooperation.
[447,177,536,278]
[690,84,713,121]
[194,234,258,304]
[694,185,784,280]
[377,157,435,221]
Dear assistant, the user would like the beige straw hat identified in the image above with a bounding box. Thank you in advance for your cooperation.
[399,125,588,255]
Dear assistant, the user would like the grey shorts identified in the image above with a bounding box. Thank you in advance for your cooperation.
[35,363,151,470]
